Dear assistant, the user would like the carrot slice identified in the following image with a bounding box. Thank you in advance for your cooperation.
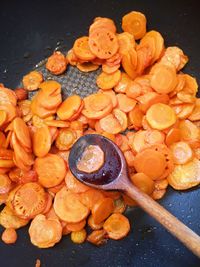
[170,141,193,165]
[65,170,90,193]
[151,189,166,200]
[154,179,168,190]
[114,72,131,93]
[80,189,105,209]
[130,172,154,195]
[55,128,76,150]
[12,182,47,219]
[89,17,116,34]
[33,125,51,157]
[0,174,11,194]
[101,90,118,108]
[22,71,43,91]
[0,103,17,123]
[71,229,87,244]
[116,93,136,113]
[122,11,146,40]
[144,129,165,145]
[87,229,107,246]
[129,130,147,153]
[124,150,135,167]
[117,32,136,55]
[92,197,114,224]
[99,114,122,134]
[168,158,200,190]
[102,63,120,74]
[165,128,181,146]
[128,105,144,130]
[179,120,200,142]
[103,213,130,240]
[0,110,7,127]
[0,132,6,148]
[9,168,38,184]
[133,148,167,179]
[46,51,67,75]
[29,214,62,248]
[1,228,17,244]
[65,220,86,232]
[73,36,95,61]
[96,70,121,90]
[0,148,13,160]
[89,29,119,59]
[88,215,104,230]
[57,95,82,121]
[77,62,99,72]
[121,49,138,79]
[35,154,66,188]
[54,187,89,223]
[146,103,176,130]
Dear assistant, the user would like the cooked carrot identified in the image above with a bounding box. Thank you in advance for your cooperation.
[113,109,128,132]
[102,63,120,74]
[14,88,28,101]
[49,126,59,143]
[1,228,17,244]
[129,130,147,153]
[117,32,136,55]
[9,168,38,184]
[35,154,66,188]
[103,213,130,240]
[167,158,200,190]
[122,11,146,40]
[121,49,138,79]
[0,168,10,175]
[115,134,129,152]
[65,220,86,232]
[145,129,165,145]
[134,148,167,179]
[170,141,193,165]
[87,229,107,246]
[146,103,176,130]
[114,72,131,93]
[88,215,104,230]
[165,128,181,146]
[92,197,114,224]
[128,105,144,130]
[77,145,104,173]
[99,114,121,134]
[22,71,43,91]
[116,93,136,113]
[154,179,168,190]
[0,132,6,148]
[177,91,195,104]
[0,148,13,160]
[80,189,105,209]
[29,214,62,248]
[45,120,70,128]
[0,103,17,123]
[89,28,119,59]
[0,110,7,127]
[33,125,51,157]
[0,174,11,194]
[126,81,142,99]
[113,197,127,214]
[102,191,121,200]
[48,180,65,195]
[54,187,89,223]
[65,170,90,193]
[179,119,200,142]
[55,128,76,151]
[71,229,87,244]
[66,49,78,66]
[0,159,15,169]
[73,36,95,61]
[82,93,113,119]
[46,51,67,75]
[130,172,154,195]
[96,70,121,90]
[172,103,195,120]
[13,117,32,150]
[77,62,99,72]
[89,17,116,34]
[101,90,118,108]
[124,150,135,167]
[183,74,198,95]
[101,132,115,142]
[151,189,166,200]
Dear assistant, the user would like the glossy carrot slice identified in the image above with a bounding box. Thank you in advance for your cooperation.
[89,17,116,34]
[92,197,114,224]
[73,36,95,61]
[57,95,82,121]
[117,32,136,55]
[170,141,193,165]
[130,172,154,195]
[55,128,76,150]
[116,93,136,113]
[13,117,32,150]
[46,51,67,75]
[71,229,87,244]
[22,71,43,91]
[33,125,51,157]
[65,170,90,193]
[1,228,17,244]
[87,229,108,246]
[77,62,99,72]
[0,110,7,127]
[80,189,105,210]
[114,72,131,93]
[165,128,181,146]
[65,220,86,232]
[96,70,121,90]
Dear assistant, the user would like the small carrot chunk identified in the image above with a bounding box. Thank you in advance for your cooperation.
[1,228,17,244]
[92,197,114,224]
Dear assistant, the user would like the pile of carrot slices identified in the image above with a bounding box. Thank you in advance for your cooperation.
[0,10,200,248]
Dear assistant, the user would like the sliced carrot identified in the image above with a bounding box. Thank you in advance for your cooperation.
[188,99,200,121]
[101,132,115,142]
[0,174,11,194]
[103,213,130,240]
[102,63,120,74]
[0,148,13,160]
[122,11,146,40]
[0,110,7,127]
[121,49,138,79]
[14,88,28,101]
[71,229,87,244]
[101,90,118,108]
[33,125,51,157]
[115,134,129,152]
[128,105,144,130]
[170,141,193,164]
[154,179,168,190]
[45,120,70,128]
[151,189,166,200]
[130,172,154,195]
[135,46,152,75]
[126,81,142,99]
[42,193,53,215]
[1,228,17,244]
[0,103,17,123]
[80,189,105,210]
[133,148,167,179]
[22,71,43,91]
[92,197,114,224]
[9,168,38,184]
[46,51,67,75]
[96,70,121,90]
[89,17,116,34]
[179,120,200,142]
[66,49,78,66]
[29,214,62,248]
[144,129,165,145]
[54,187,89,223]
[65,170,90,193]
[0,132,6,148]
[113,109,128,132]
[87,229,107,246]
[177,91,195,104]
[12,182,47,219]
[167,158,200,190]
[73,36,95,61]
[172,103,195,120]
[89,28,119,59]
[165,128,181,146]
[88,215,104,230]
[65,220,86,232]
[146,103,176,130]
[116,93,136,113]
[55,128,76,150]
[183,74,198,95]
[114,72,131,93]
[124,150,135,167]
[113,197,126,213]
[117,32,136,55]
[129,130,147,153]
[0,168,10,174]
[99,114,121,134]
[82,93,113,119]
[77,62,99,72]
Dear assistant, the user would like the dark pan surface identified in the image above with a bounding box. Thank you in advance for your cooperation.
[0,0,200,266]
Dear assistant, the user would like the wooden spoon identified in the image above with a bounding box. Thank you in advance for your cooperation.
[69,134,200,257]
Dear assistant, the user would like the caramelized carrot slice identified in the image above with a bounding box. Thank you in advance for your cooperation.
[129,130,147,153]
[103,213,130,240]
[1,228,17,244]
[117,32,136,55]
[87,229,108,246]
[35,154,66,188]
[12,182,47,219]
[55,128,76,150]
[65,220,86,232]
[170,141,193,165]
[77,62,99,72]
[80,189,105,209]
[0,174,11,194]
[128,105,144,130]
[130,172,154,195]
[13,117,32,150]
[116,93,136,113]
[65,170,90,193]
[0,110,7,127]
[89,17,116,34]
[146,103,176,130]
[22,71,43,91]
[46,51,67,75]
[165,128,181,146]
[54,187,89,223]
[92,197,114,224]
[71,229,87,244]
[9,168,38,184]
[57,95,82,121]
[121,49,138,79]
[33,125,51,157]
[122,11,146,40]
[73,36,95,61]
[96,70,121,90]
[114,72,131,93]
[29,214,62,248]
[124,150,135,167]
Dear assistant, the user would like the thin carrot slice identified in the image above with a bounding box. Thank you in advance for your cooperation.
[116,93,136,113]
[1,228,17,244]
[82,93,113,119]
[35,154,66,188]
[122,11,146,40]
[87,229,108,246]
[117,32,136,55]
[65,170,90,193]
[0,168,10,175]
[188,99,200,121]
[57,95,82,121]
[71,229,87,244]
[46,51,67,75]
[99,114,122,134]
[42,193,53,215]
[134,148,167,179]
[0,159,15,168]
[0,148,13,160]
[144,129,165,145]
[129,130,147,153]
[9,168,38,184]
[29,214,62,248]
[0,110,7,127]
[124,150,135,167]
[73,36,95,61]
[146,103,176,130]
[102,63,120,74]
[179,120,200,142]
[22,71,43,91]
[167,158,200,190]
[177,91,195,104]
[96,70,121,90]
[77,62,99,72]
[126,81,142,99]
[165,128,181,146]
[54,187,89,223]
[0,132,6,148]
[89,28,119,59]
[33,125,51,157]
[101,90,118,108]
[113,197,126,213]
[183,74,198,95]
[65,220,86,232]
[121,49,138,79]
[55,128,76,150]
[89,17,116,34]
[92,197,114,224]
[80,189,105,209]
[154,179,168,190]
[151,189,166,200]
[13,117,32,150]
[12,182,47,219]
[66,49,78,66]
[0,103,17,123]
[103,213,130,240]
[88,215,104,230]
[113,109,128,132]
[128,105,144,130]
[130,172,154,195]
[0,86,17,106]
[170,141,193,165]
[114,72,131,93]
[0,174,11,194]
[14,88,28,101]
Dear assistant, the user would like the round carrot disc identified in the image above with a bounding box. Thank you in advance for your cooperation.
[73,36,96,61]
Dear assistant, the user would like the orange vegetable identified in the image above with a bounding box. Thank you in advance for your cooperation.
[92,197,114,224]
[55,128,76,150]
[13,117,32,150]
[65,220,86,232]
[96,70,121,90]
[1,228,17,244]
[71,229,87,244]
[117,32,135,55]
[88,215,104,230]
[46,51,67,75]
[65,170,90,193]
[80,189,105,209]
[77,62,99,72]
[165,128,181,146]
[130,172,154,195]
[33,125,51,157]
[89,17,116,34]
[116,93,136,113]
[22,71,43,91]
[170,141,193,165]
[73,36,95,61]
[87,229,107,246]
[0,174,11,194]
[0,110,7,127]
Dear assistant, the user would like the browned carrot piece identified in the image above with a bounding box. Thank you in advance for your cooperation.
[130,172,154,195]
[1,228,17,244]
[87,229,108,246]
[46,51,67,75]
[92,197,114,224]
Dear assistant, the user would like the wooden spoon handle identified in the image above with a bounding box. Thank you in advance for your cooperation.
[124,181,200,258]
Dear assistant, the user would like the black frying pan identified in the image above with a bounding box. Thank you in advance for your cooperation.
[0,0,200,266]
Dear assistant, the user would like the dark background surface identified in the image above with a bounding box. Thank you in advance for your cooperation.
[0,0,200,266]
